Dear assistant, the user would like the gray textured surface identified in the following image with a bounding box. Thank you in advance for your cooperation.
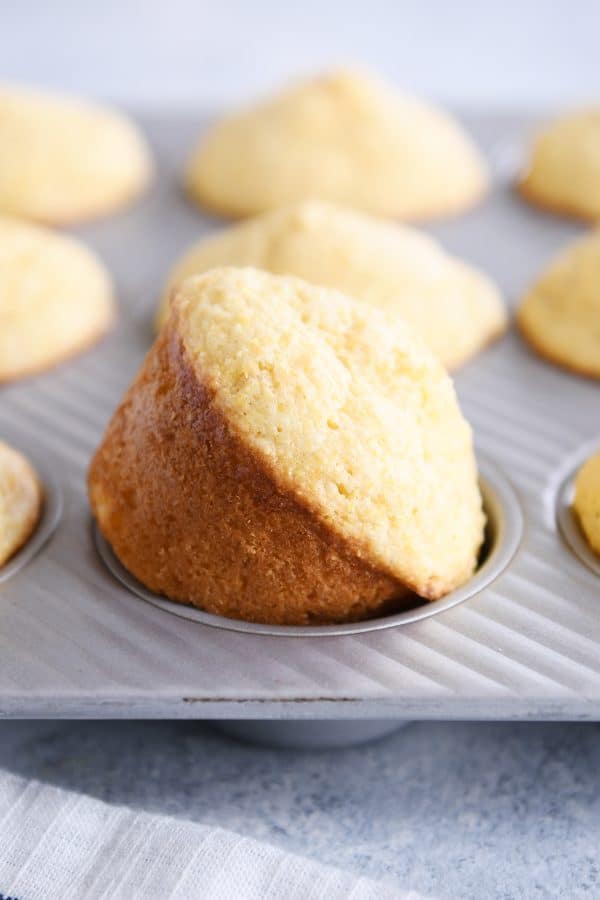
[2,720,600,899]
[1,112,600,720]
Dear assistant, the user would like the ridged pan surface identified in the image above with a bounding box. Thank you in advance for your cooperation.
[0,112,598,720]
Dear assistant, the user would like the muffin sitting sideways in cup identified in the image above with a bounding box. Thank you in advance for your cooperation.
[90,268,485,626]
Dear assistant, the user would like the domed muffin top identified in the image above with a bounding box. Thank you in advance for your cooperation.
[0,216,115,381]
[0,84,152,224]
[158,202,505,370]
[185,67,488,220]
[520,109,600,220]
[518,228,600,378]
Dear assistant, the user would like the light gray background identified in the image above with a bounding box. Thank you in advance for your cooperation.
[2,3,600,898]
[2,0,600,109]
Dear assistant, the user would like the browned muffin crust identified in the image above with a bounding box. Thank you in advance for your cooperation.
[88,325,412,625]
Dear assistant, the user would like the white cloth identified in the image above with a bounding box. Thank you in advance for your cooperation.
[0,770,427,900]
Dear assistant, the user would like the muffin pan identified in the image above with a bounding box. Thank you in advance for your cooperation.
[0,111,599,721]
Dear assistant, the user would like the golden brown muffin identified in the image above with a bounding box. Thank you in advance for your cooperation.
[0,217,116,382]
[0,440,42,567]
[0,85,152,224]
[156,203,506,370]
[90,268,484,626]
[517,229,600,379]
[574,450,600,555]
[519,110,600,220]
[186,68,488,220]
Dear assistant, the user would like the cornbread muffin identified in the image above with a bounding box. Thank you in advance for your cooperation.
[185,68,488,220]
[90,268,485,626]
[157,202,505,369]
[519,110,600,220]
[573,450,600,556]
[0,441,42,567]
[517,230,600,378]
[0,85,152,224]
[0,217,115,381]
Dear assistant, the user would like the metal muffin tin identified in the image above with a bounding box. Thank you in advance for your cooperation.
[0,111,599,723]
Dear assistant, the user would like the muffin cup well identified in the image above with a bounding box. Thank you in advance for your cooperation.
[93,456,522,636]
